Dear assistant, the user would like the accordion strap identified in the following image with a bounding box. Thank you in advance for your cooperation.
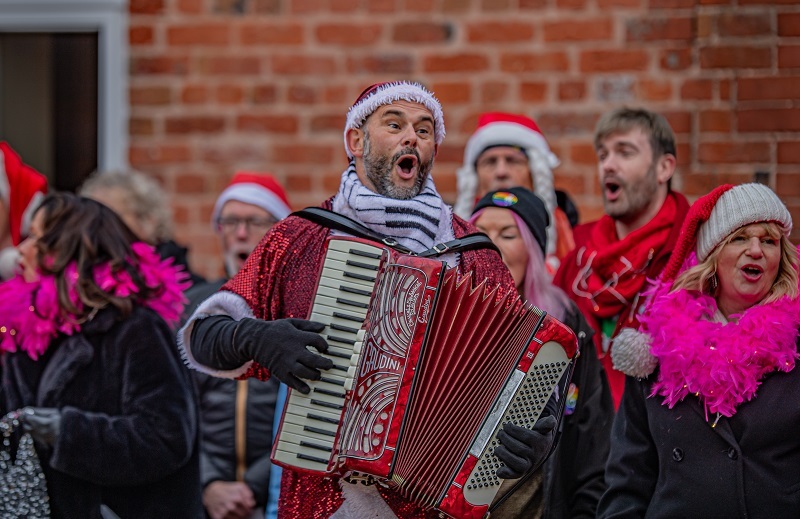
[293,207,499,258]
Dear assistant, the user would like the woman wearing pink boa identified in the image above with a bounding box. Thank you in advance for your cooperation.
[0,193,203,518]
[599,183,800,518]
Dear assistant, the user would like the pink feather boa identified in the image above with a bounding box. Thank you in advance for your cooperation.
[0,242,190,360]
[641,261,800,419]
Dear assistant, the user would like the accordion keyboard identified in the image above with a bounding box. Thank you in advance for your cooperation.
[272,239,386,472]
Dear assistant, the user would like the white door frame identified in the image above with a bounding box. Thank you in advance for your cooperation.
[0,0,128,172]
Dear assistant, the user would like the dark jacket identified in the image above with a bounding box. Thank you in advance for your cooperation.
[194,373,279,507]
[493,303,614,518]
[598,337,800,519]
[1,306,203,519]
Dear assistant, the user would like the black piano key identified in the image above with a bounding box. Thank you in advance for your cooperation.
[311,399,344,410]
[339,285,372,297]
[327,334,355,345]
[297,453,330,464]
[304,425,337,437]
[331,323,359,334]
[332,364,348,372]
[333,310,366,321]
[314,388,345,398]
[345,259,380,271]
[326,350,351,360]
[349,248,382,260]
[320,376,345,386]
[307,413,340,425]
[343,271,376,283]
[300,440,334,452]
[336,299,369,310]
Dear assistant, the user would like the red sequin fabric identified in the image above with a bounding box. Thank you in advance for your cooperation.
[223,199,516,518]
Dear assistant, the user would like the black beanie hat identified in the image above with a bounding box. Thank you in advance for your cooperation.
[472,187,550,255]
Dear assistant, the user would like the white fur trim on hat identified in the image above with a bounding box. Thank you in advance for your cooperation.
[211,182,292,229]
[612,327,658,379]
[696,183,793,262]
[177,290,255,378]
[454,121,560,257]
[343,82,445,158]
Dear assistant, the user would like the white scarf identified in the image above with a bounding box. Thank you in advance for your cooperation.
[332,163,459,266]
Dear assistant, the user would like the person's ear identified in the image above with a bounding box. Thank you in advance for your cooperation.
[656,153,677,185]
[346,128,366,158]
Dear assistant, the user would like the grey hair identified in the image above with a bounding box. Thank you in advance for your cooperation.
[79,170,173,243]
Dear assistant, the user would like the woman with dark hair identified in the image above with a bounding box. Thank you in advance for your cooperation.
[0,193,203,518]
[602,183,800,517]
[470,187,614,519]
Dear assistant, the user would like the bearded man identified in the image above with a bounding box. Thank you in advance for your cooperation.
[553,107,690,408]
[179,82,556,518]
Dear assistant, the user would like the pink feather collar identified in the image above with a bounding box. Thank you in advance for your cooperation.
[0,242,189,360]
[642,283,800,420]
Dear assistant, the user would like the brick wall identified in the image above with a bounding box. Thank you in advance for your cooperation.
[129,0,800,279]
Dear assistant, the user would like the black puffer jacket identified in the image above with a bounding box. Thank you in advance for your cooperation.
[1,306,203,519]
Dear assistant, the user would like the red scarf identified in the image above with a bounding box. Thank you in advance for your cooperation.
[570,194,679,320]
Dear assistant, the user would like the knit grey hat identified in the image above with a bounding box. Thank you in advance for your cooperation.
[696,183,792,262]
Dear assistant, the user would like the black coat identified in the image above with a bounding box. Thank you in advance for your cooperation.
[598,337,800,519]
[1,306,203,519]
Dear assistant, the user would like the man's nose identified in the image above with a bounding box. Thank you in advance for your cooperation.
[401,126,417,148]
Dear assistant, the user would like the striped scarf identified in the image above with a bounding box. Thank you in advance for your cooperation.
[332,162,458,265]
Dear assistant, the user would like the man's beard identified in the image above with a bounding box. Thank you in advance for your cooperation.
[363,138,433,200]
[604,160,659,222]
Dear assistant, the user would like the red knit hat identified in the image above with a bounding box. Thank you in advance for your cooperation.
[211,171,291,228]
[0,142,48,245]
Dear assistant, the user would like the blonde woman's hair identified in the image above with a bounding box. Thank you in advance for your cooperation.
[672,222,799,303]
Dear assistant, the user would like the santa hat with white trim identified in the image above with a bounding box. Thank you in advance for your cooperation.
[343,81,446,158]
[0,142,48,246]
[453,112,560,257]
[211,171,291,228]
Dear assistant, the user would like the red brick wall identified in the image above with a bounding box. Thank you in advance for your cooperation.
[129,0,800,279]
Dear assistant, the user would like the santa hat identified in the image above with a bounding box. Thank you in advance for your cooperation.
[343,81,445,159]
[453,112,560,257]
[613,182,793,378]
[211,171,291,228]
[0,142,48,245]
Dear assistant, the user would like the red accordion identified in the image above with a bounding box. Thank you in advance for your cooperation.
[272,237,578,518]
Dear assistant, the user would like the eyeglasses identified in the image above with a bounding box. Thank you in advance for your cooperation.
[216,216,278,234]
[476,153,529,170]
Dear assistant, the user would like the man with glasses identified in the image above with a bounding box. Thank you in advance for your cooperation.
[185,171,291,519]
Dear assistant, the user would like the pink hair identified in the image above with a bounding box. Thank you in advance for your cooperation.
[470,209,569,321]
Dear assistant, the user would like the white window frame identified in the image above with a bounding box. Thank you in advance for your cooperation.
[0,0,128,172]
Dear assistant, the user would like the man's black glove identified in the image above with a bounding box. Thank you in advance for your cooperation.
[191,315,333,394]
[21,407,62,447]
[494,414,557,479]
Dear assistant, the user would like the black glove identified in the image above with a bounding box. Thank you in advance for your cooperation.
[191,315,333,394]
[494,414,557,479]
[21,407,62,447]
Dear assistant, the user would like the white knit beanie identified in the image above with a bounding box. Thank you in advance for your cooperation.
[696,182,792,262]
[343,81,445,159]
[453,112,559,257]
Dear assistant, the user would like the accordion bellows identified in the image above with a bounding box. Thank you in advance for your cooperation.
[272,237,577,518]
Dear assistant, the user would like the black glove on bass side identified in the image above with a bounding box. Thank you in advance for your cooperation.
[22,407,62,448]
[494,414,557,479]
[191,315,333,393]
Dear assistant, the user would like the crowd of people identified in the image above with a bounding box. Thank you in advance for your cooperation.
[0,79,797,519]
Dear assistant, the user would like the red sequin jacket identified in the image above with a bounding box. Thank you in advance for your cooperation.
[221,199,515,518]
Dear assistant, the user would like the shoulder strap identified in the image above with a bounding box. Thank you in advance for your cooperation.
[292,207,414,254]
[292,207,499,258]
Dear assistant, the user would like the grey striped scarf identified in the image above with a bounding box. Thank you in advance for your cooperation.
[332,163,458,266]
